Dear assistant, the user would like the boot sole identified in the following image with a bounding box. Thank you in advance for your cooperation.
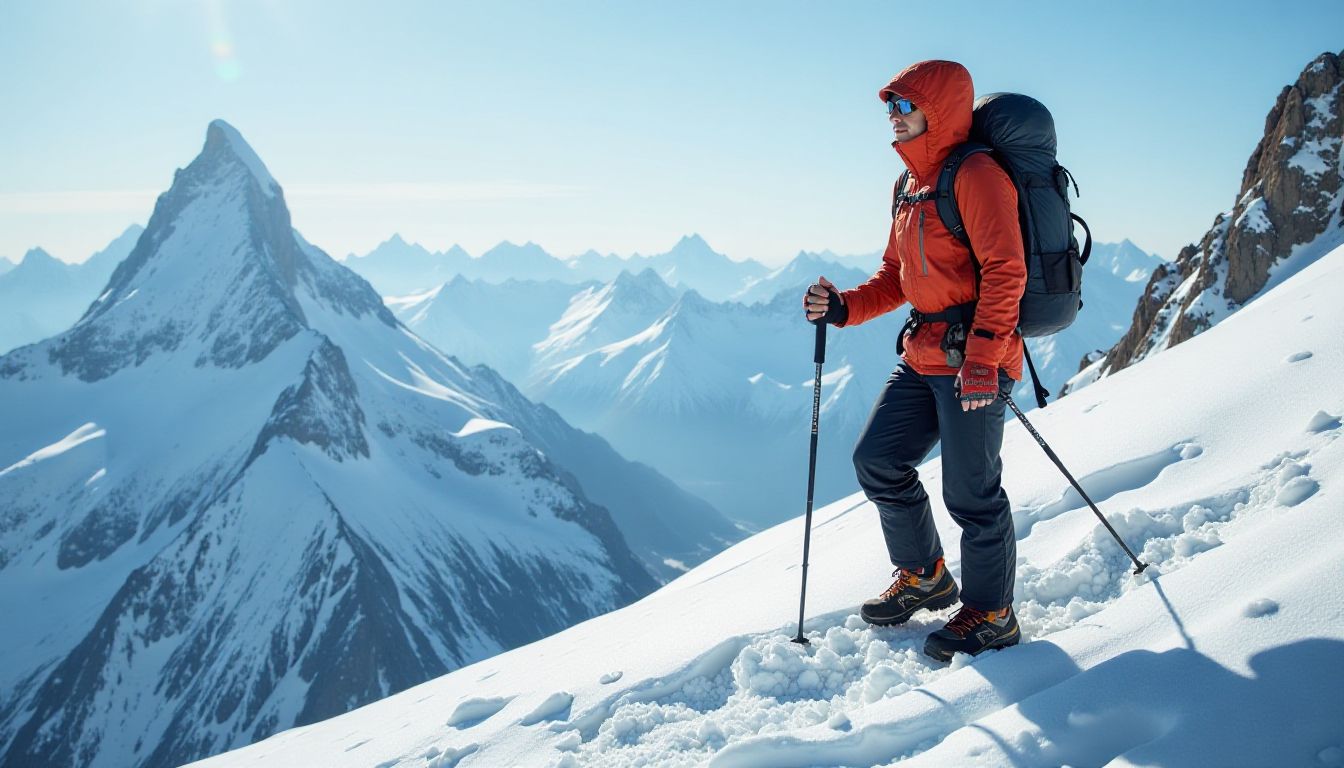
[859,582,960,627]
[923,623,1021,662]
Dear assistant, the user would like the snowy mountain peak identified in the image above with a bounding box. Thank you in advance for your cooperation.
[611,266,672,297]
[670,286,713,311]
[203,119,281,198]
[4,120,393,382]
[482,240,550,259]
[666,233,721,261]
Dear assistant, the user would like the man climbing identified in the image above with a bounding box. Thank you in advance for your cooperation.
[803,59,1026,661]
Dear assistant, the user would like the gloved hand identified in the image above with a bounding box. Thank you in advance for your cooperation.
[955,359,999,411]
[803,276,848,326]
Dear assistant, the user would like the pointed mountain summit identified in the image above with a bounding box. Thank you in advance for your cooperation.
[19,119,390,383]
[14,246,69,274]
[645,234,769,301]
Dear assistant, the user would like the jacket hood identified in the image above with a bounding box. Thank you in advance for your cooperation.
[879,59,974,184]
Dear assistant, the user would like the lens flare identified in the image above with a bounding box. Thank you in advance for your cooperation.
[207,1,241,82]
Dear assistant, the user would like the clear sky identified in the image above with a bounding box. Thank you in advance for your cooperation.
[1,1,1341,267]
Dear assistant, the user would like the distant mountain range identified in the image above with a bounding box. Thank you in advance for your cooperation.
[0,225,143,354]
[392,241,1161,527]
[343,231,881,303]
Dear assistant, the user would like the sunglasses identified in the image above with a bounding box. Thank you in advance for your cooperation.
[886,97,916,116]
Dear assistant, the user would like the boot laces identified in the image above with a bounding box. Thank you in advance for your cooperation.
[879,567,921,601]
[944,605,990,637]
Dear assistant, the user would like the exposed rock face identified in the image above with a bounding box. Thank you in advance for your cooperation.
[1078,50,1343,387]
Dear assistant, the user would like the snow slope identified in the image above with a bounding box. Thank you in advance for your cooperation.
[191,244,1344,767]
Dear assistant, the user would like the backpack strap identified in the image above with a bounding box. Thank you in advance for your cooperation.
[932,143,994,249]
[1022,341,1050,409]
[1070,212,1093,265]
[930,142,1058,408]
[891,170,936,217]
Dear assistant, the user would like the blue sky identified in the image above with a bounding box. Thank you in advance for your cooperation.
[1,1,1341,267]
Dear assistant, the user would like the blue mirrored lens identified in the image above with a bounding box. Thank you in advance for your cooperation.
[885,98,915,115]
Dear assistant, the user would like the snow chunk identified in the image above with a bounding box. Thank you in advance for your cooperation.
[1306,410,1341,433]
[519,692,574,726]
[1285,350,1313,363]
[1276,476,1319,507]
[446,696,513,728]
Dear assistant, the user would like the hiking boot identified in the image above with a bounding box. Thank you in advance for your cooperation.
[923,604,1020,661]
[859,558,960,626]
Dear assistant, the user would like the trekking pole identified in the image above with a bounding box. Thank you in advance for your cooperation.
[792,319,827,645]
[1002,394,1147,575]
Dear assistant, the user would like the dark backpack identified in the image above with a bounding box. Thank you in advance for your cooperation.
[892,91,1092,407]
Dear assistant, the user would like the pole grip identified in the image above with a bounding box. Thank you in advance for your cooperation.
[813,319,827,365]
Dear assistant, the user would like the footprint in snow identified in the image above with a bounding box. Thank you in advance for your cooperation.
[1285,351,1313,363]
[425,743,479,768]
[1014,441,1199,540]
[599,670,622,684]
[1243,598,1279,618]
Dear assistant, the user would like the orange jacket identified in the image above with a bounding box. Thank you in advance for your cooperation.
[838,60,1026,381]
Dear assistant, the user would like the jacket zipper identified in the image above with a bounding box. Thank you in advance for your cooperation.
[918,208,928,276]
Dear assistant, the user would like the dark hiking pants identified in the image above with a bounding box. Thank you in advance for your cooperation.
[852,361,1016,611]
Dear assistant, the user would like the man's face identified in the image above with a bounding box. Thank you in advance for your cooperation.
[889,101,927,143]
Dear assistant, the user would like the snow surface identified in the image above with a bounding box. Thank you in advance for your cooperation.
[193,243,1344,766]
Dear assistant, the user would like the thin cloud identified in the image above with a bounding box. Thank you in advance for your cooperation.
[284,182,591,203]
[0,190,160,214]
[0,181,590,215]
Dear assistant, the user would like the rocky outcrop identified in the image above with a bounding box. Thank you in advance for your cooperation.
[1079,50,1343,387]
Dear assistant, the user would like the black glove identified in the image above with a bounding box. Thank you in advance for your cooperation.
[805,285,849,326]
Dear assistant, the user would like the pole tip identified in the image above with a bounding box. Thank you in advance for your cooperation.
[790,635,810,646]
[1133,562,1148,575]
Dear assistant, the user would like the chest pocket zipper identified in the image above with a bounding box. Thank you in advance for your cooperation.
[918,208,928,276]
